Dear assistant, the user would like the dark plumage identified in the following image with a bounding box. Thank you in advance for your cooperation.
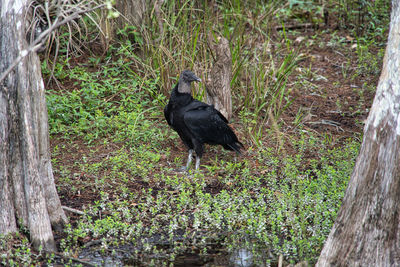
[164,70,244,171]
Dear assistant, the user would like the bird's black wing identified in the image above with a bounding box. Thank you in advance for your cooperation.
[185,100,228,122]
[164,103,173,126]
[183,101,240,149]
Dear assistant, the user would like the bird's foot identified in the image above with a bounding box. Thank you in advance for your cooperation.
[174,166,188,173]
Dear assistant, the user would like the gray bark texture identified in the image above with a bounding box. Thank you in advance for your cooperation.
[205,34,232,121]
[316,1,400,266]
[116,0,146,27]
[0,0,67,251]
[100,0,147,49]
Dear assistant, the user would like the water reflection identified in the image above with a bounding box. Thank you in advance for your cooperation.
[77,243,274,266]
[230,248,254,267]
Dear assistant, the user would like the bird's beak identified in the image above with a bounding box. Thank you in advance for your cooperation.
[195,77,202,82]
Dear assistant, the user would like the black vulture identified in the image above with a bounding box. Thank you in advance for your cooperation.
[164,70,244,171]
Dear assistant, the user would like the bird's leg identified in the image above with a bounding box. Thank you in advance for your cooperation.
[195,156,201,171]
[185,149,194,170]
[186,156,201,178]
[175,149,193,172]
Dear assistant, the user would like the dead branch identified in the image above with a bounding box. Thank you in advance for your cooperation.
[275,23,314,31]
[0,4,105,84]
[62,205,85,215]
[49,251,96,267]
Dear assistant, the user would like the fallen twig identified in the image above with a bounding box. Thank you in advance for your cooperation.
[50,251,97,267]
[275,23,314,31]
[83,239,102,248]
[62,205,84,215]
[306,120,344,131]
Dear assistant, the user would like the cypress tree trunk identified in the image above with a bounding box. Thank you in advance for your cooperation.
[206,34,232,121]
[0,0,67,251]
[100,0,147,49]
[316,1,400,266]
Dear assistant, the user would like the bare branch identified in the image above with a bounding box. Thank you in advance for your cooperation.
[62,205,84,215]
[0,3,105,84]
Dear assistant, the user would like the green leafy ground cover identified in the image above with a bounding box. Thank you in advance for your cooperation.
[45,42,360,265]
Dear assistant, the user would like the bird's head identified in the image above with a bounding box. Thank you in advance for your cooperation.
[180,70,201,83]
[178,70,201,94]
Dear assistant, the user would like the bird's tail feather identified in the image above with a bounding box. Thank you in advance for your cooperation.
[225,142,244,154]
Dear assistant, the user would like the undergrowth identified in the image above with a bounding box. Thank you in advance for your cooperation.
[0,233,55,266]
[42,48,361,265]
[56,130,359,266]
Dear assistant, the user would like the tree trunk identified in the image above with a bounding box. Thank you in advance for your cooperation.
[205,34,232,121]
[116,0,146,27]
[100,0,147,50]
[0,0,68,251]
[316,1,400,266]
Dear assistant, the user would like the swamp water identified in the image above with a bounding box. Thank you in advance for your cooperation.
[77,242,276,266]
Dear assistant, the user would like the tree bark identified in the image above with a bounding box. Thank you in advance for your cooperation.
[100,0,147,50]
[316,1,400,266]
[205,34,233,121]
[0,0,67,251]
[116,0,146,27]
